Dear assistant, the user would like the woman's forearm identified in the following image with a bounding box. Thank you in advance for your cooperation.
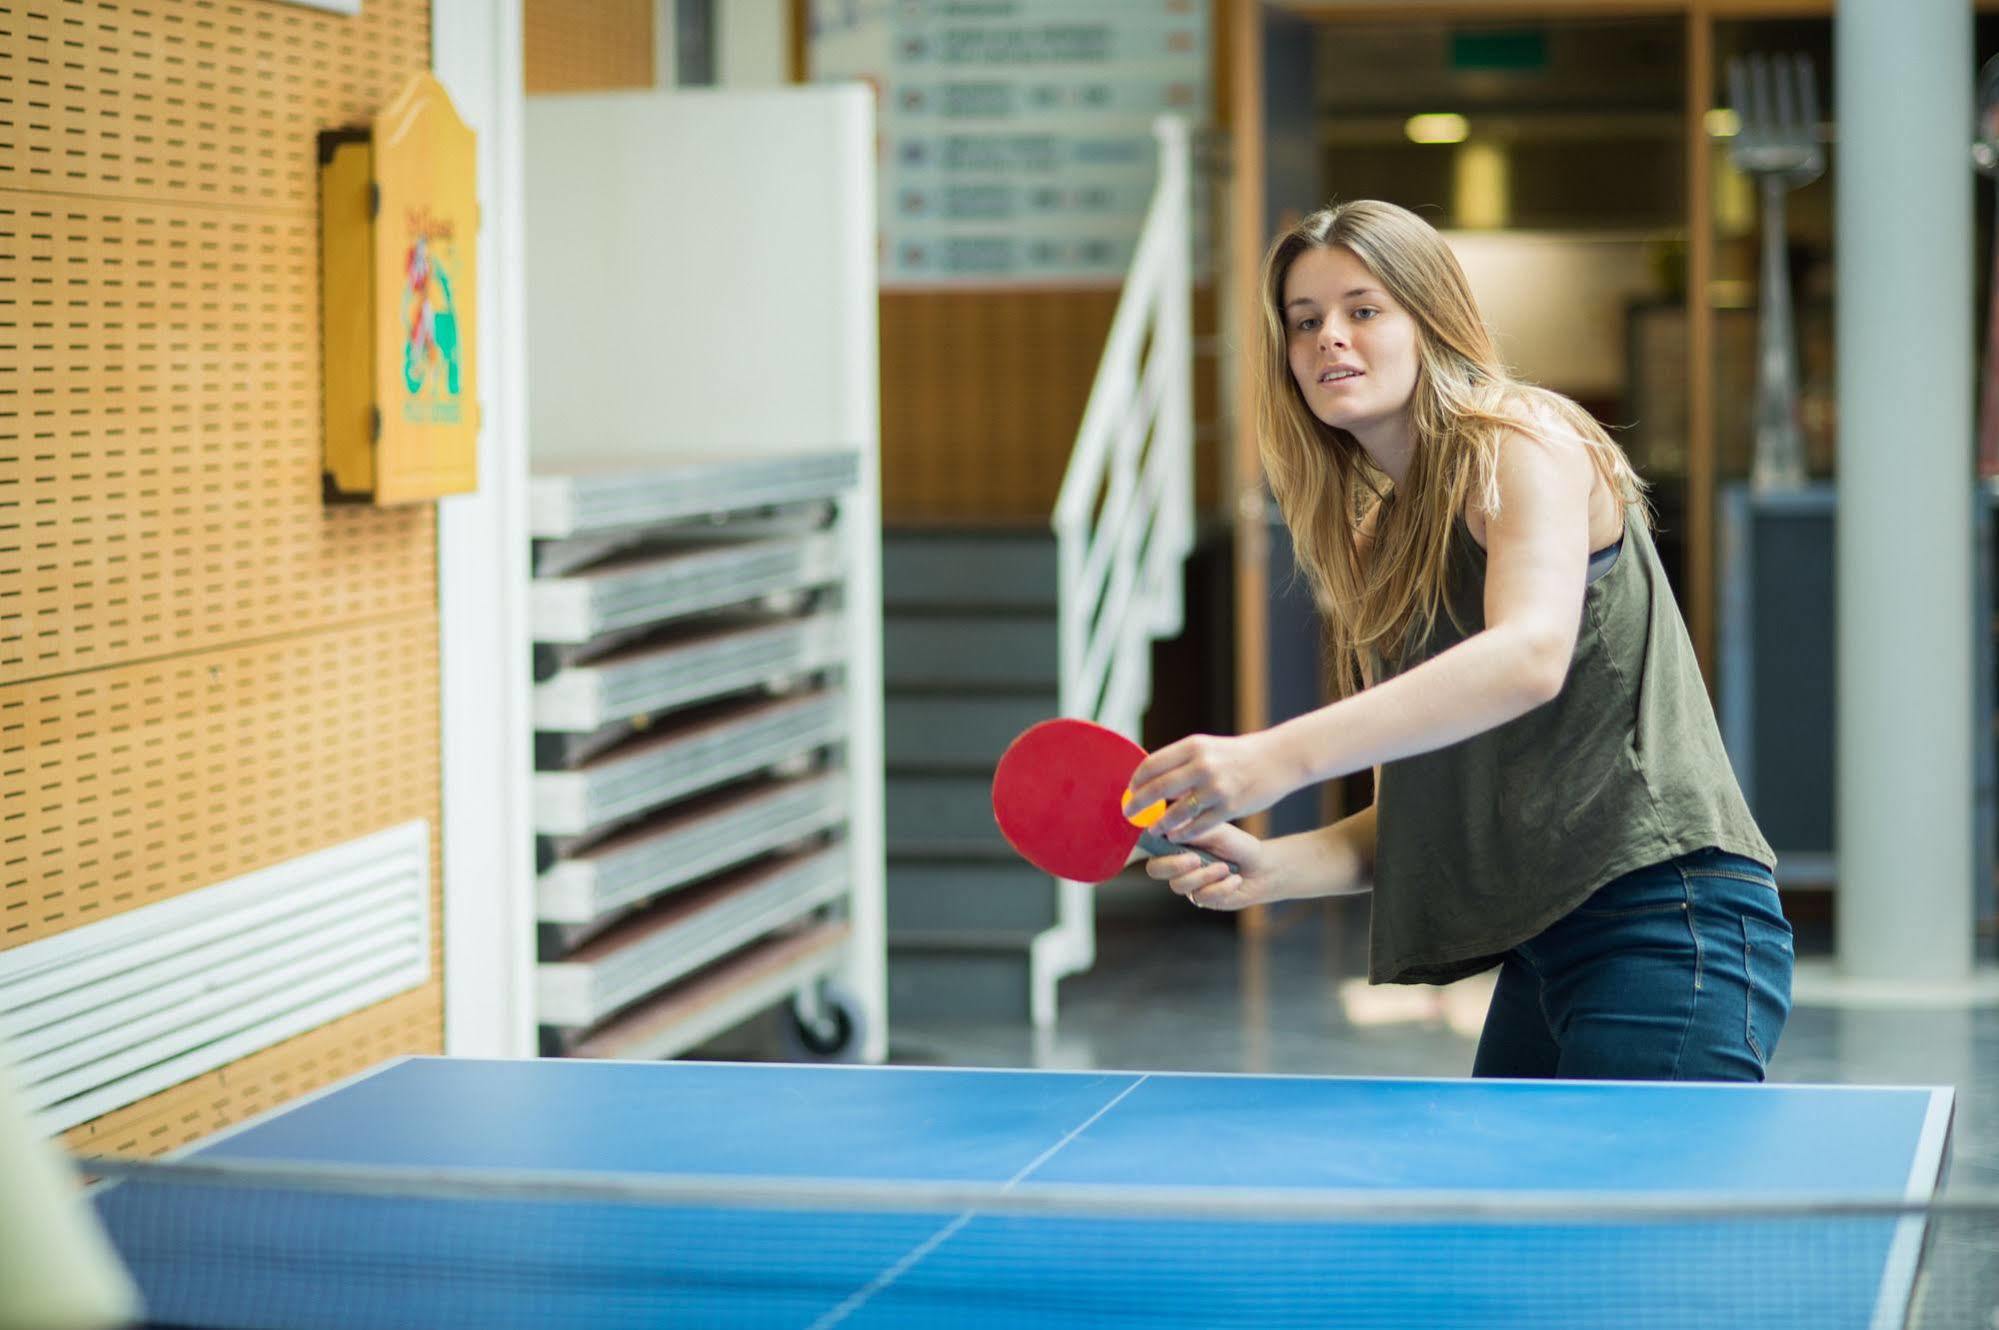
[1266,624,1559,790]
[1272,801,1377,899]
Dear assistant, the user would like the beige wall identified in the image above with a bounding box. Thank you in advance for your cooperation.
[1445,231,1664,401]
[0,0,446,1157]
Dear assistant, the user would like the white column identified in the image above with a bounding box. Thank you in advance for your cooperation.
[719,0,790,87]
[1834,0,1976,983]
[655,0,680,88]
[434,0,538,1056]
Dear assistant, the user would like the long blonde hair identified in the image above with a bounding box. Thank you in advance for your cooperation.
[1254,200,1650,699]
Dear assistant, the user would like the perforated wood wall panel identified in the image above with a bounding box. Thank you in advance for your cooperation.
[0,194,437,679]
[0,0,432,211]
[1,616,439,944]
[1,0,442,1149]
[879,287,1221,523]
[524,0,654,93]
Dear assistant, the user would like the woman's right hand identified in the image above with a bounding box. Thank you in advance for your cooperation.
[1143,823,1285,912]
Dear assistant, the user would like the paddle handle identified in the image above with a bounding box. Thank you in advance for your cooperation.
[1135,829,1238,875]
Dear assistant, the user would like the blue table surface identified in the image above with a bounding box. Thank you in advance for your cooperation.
[191,1056,1951,1197]
[94,1058,1956,1330]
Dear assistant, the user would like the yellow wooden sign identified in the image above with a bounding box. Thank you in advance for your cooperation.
[321,73,479,505]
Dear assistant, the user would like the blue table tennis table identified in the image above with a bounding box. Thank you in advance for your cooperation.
[91,1056,1954,1329]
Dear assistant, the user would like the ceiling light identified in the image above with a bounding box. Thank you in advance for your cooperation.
[1405,113,1470,145]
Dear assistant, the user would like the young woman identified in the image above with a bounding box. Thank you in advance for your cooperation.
[1126,200,1793,1082]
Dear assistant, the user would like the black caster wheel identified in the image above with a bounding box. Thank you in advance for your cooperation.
[782,983,866,1062]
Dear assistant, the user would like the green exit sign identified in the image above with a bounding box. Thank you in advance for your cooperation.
[1450,29,1548,73]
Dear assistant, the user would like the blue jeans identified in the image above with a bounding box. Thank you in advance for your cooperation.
[1471,848,1794,1082]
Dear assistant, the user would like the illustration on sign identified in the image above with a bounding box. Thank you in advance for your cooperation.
[402,210,464,423]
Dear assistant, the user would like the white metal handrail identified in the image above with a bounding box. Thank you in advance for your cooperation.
[1037,116,1195,996]
[1053,114,1195,739]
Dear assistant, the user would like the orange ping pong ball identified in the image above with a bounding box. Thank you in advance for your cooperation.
[1123,789,1167,828]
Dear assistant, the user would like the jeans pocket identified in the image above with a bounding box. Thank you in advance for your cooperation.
[1741,915,1795,1065]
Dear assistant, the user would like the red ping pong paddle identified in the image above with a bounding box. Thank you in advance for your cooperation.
[991,718,1235,883]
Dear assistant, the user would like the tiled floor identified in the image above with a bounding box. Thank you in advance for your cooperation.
[890,877,1999,1193]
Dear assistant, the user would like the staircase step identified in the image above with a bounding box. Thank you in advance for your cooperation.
[884,531,1058,611]
[887,861,1060,938]
[884,693,1055,771]
[885,773,1010,855]
[888,941,1039,1023]
[884,615,1058,689]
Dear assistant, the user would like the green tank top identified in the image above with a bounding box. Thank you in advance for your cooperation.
[1368,503,1775,986]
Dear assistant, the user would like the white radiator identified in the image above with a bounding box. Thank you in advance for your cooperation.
[0,821,432,1132]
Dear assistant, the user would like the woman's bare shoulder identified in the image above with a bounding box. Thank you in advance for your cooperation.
[1503,391,1585,448]
[1464,395,1610,548]
[1498,415,1634,553]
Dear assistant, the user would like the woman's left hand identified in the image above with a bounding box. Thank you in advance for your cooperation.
[1124,730,1297,843]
